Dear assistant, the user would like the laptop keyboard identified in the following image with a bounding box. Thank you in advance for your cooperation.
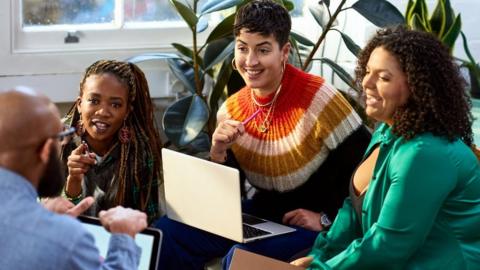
[243,224,271,238]
[242,213,266,225]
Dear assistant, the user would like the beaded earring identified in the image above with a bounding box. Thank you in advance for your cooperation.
[118,118,131,144]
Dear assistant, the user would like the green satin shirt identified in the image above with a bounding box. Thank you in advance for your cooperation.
[308,124,480,269]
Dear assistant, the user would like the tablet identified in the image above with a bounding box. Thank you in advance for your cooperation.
[78,215,162,270]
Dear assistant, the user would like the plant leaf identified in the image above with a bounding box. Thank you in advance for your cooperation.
[170,0,198,31]
[460,31,476,65]
[429,0,446,37]
[163,94,209,147]
[204,38,235,71]
[282,0,295,11]
[126,53,182,63]
[410,13,428,32]
[320,0,330,8]
[172,43,194,60]
[196,17,209,33]
[309,3,332,29]
[339,32,361,57]
[441,14,461,52]
[443,0,455,31]
[206,13,235,43]
[199,0,241,16]
[209,57,233,118]
[167,58,196,94]
[352,0,404,27]
[290,31,315,47]
[315,57,358,91]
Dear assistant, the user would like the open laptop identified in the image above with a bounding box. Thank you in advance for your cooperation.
[162,148,295,243]
[229,249,305,270]
[78,215,162,270]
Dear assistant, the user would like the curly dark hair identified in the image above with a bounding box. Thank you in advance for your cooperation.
[355,26,473,145]
[234,0,291,47]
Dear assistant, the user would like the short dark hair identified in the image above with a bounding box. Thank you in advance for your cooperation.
[356,26,473,145]
[233,0,291,47]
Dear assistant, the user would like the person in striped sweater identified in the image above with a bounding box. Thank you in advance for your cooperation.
[154,1,371,269]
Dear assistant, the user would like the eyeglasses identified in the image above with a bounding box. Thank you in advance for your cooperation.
[54,126,76,144]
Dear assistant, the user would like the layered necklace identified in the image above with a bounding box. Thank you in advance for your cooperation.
[250,83,282,133]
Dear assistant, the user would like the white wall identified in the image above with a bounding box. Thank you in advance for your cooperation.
[1,0,479,104]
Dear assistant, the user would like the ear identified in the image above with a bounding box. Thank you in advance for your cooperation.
[76,96,82,113]
[281,42,291,62]
[39,139,53,165]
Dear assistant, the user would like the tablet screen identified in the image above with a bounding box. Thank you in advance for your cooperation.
[78,216,161,270]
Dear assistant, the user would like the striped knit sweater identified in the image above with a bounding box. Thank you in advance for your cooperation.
[217,64,362,192]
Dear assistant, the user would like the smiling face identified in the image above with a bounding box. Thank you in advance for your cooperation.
[362,47,410,125]
[234,29,290,96]
[77,73,129,154]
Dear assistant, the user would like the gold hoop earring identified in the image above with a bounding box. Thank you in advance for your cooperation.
[232,58,237,71]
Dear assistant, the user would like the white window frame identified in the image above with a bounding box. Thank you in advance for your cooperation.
[2,0,209,77]
[12,0,195,54]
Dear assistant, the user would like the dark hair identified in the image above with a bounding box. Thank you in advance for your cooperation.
[356,26,473,145]
[234,0,291,47]
[62,60,163,213]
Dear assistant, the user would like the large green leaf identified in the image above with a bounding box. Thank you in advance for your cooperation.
[441,14,461,52]
[170,0,198,31]
[429,0,446,37]
[309,3,332,29]
[163,94,209,147]
[199,0,241,16]
[337,31,361,57]
[290,31,315,47]
[206,13,235,43]
[314,57,358,91]
[167,58,197,94]
[353,0,404,27]
[203,38,235,71]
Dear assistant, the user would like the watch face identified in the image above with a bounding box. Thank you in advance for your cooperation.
[321,214,332,227]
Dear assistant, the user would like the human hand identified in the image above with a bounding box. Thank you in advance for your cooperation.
[282,208,323,231]
[42,196,94,217]
[290,256,313,268]
[99,206,148,238]
[67,143,96,183]
[210,119,245,162]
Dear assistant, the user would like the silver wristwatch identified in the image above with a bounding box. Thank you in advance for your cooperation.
[320,213,332,228]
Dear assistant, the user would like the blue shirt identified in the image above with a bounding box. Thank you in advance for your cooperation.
[0,167,141,270]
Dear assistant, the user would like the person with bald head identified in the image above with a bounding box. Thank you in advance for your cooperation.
[0,88,148,270]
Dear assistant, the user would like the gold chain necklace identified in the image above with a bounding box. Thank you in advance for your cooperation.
[251,84,282,133]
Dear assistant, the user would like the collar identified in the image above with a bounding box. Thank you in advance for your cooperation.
[0,167,38,200]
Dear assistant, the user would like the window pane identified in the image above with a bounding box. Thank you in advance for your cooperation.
[22,0,115,26]
[125,0,180,22]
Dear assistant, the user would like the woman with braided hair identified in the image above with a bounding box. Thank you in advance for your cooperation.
[61,59,163,223]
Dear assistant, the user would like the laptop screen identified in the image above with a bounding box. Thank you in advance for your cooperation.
[78,215,162,270]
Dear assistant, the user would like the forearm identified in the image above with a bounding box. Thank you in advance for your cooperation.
[64,176,83,201]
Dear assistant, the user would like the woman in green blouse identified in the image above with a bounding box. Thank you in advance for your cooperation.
[293,26,480,269]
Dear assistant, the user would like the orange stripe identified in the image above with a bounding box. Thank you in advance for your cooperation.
[232,92,354,176]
